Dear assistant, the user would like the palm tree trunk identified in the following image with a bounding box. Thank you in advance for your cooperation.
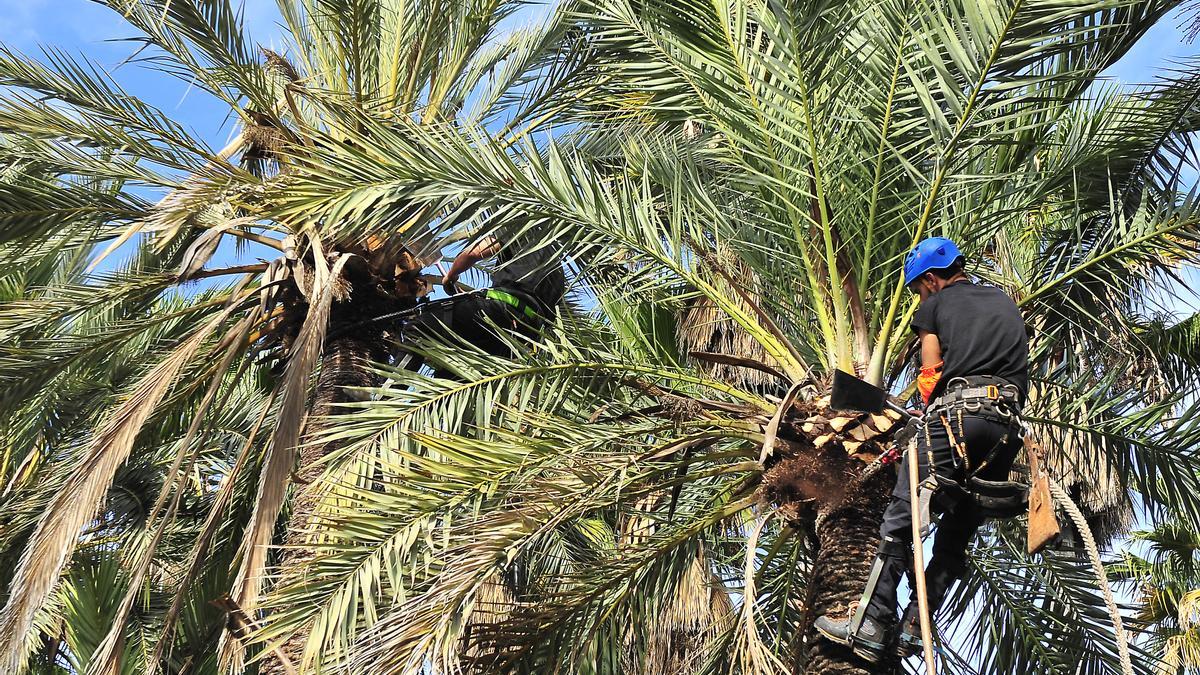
[262,325,391,675]
[799,468,898,674]
[291,330,387,544]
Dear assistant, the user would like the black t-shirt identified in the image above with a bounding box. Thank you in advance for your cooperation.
[489,224,567,311]
[912,280,1029,405]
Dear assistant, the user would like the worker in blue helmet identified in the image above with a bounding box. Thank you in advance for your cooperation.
[814,237,1029,662]
[904,236,963,286]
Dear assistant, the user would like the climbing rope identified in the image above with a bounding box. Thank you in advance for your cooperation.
[1047,477,1133,675]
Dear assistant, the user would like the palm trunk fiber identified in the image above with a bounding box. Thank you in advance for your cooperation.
[260,327,390,675]
[800,469,899,675]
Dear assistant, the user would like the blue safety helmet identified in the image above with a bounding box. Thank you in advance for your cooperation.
[903,237,964,285]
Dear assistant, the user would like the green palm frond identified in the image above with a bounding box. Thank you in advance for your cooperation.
[4,0,1200,673]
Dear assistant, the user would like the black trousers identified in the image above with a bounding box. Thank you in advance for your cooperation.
[864,412,1021,625]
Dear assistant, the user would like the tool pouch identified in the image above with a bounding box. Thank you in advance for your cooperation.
[1026,438,1061,554]
[932,474,1028,519]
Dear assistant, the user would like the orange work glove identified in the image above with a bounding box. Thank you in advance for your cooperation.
[917,361,943,406]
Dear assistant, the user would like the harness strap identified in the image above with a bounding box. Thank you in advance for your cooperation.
[932,376,1019,407]
[485,288,542,321]
[940,412,969,472]
[954,385,1005,400]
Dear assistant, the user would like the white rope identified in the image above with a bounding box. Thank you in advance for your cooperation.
[1047,477,1133,675]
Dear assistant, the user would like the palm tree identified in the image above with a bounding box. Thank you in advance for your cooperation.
[0,1,576,672]
[6,2,1200,675]
[0,179,273,675]
[252,0,1200,673]
[1115,521,1200,674]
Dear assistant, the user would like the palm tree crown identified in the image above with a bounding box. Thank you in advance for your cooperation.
[3,1,1200,674]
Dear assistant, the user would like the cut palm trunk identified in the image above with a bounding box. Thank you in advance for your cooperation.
[799,469,896,674]
[759,388,908,674]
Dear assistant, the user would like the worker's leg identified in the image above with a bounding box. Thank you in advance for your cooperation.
[894,498,982,656]
[922,503,984,614]
[815,416,956,659]
[861,497,914,625]
[867,414,962,616]
[813,512,906,660]
[900,415,1022,626]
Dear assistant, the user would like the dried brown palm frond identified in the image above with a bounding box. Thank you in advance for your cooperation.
[176,217,260,281]
[1028,387,1133,541]
[677,246,782,391]
[224,254,352,670]
[632,547,734,675]
[460,575,516,672]
[610,496,735,674]
[88,313,260,675]
[0,310,231,674]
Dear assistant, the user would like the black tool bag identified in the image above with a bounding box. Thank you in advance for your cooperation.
[934,474,1029,519]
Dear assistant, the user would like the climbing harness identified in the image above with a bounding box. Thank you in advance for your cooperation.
[920,377,1029,520]
[927,375,1021,425]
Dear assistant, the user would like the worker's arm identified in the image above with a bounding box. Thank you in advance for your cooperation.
[916,329,943,407]
[919,330,941,368]
[442,235,501,294]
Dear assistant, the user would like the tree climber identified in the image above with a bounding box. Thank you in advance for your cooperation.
[814,237,1030,662]
[404,219,567,375]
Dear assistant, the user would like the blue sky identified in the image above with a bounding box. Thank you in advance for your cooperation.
[3,1,1199,308]
[0,1,289,153]
[3,1,1200,154]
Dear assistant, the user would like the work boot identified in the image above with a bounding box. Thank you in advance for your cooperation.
[896,607,921,658]
[814,611,889,663]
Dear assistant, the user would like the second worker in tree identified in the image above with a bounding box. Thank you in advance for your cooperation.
[405,219,567,376]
